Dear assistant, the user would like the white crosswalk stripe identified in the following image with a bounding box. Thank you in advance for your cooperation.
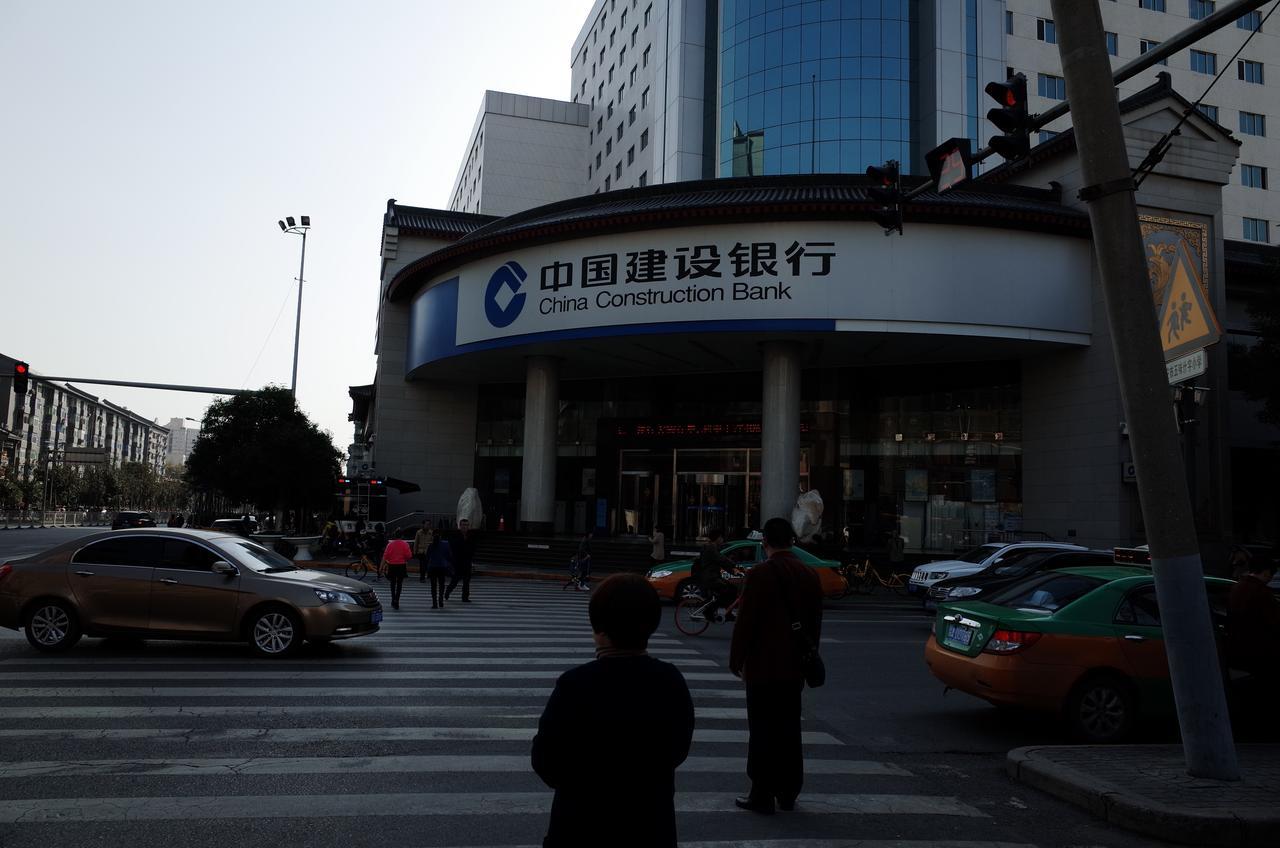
[0,577,1038,848]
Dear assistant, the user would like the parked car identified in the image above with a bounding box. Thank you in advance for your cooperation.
[923,565,1234,742]
[923,549,1115,612]
[908,542,1087,597]
[211,516,259,536]
[0,528,381,657]
[110,511,155,530]
[645,539,847,601]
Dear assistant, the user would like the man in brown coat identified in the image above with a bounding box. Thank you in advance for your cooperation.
[729,516,823,814]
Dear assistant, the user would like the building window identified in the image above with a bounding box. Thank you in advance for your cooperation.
[607,101,614,118]
[627,145,635,165]
[587,164,592,179]
[616,161,622,179]
[630,65,637,85]
[1139,0,1165,10]
[638,171,647,187]
[597,117,603,132]
[1005,10,1013,34]
[1243,217,1270,242]
[1037,19,1056,43]
[629,105,636,125]
[641,86,649,108]
[1197,103,1219,122]
[1189,0,1214,19]
[1037,73,1066,100]
[618,84,624,102]
[589,129,593,144]
[605,175,611,191]
[1242,164,1268,188]
[1140,40,1166,65]
[1238,10,1262,31]
[632,26,638,46]
[640,129,649,150]
[606,138,613,155]
[644,3,651,26]
[596,151,602,168]
[1105,31,1118,55]
[1038,130,1059,144]
[620,7,627,27]
[1239,59,1264,84]
[620,46,625,66]
[1190,49,1216,75]
[608,65,614,82]
[617,123,624,141]
[599,82,604,99]
[1240,111,1266,136]
[610,28,615,47]
[643,45,650,67]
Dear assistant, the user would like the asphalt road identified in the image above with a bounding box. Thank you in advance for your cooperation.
[0,526,105,563]
[0,572,1171,848]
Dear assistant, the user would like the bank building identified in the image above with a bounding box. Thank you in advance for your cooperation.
[351,1,1280,562]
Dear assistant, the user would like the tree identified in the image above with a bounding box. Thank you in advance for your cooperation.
[185,387,341,517]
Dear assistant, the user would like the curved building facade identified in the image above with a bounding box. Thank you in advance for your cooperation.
[719,0,917,177]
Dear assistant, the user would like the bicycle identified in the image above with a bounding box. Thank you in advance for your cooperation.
[840,556,910,595]
[344,555,385,582]
[562,556,591,592]
[674,588,742,636]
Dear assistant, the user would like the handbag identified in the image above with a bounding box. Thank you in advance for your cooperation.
[774,567,826,688]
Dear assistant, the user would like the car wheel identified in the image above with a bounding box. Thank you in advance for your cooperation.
[1066,674,1137,743]
[24,600,82,653]
[247,607,303,658]
[676,580,700,601]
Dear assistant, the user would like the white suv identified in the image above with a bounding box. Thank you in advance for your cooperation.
[908,542,1087,596]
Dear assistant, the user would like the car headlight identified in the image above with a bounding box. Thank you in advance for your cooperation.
[648,570,673,579]
[948,586,982,598]
[314,589,359,604]
[928,571,949,580]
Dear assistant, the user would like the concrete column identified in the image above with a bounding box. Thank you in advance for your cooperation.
[519,356,559,532]
[760,341,802,527]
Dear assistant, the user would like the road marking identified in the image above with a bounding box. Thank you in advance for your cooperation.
[405,842,1030,848]
[0,686,745,699]
[0,705,754,721]
[0,656,717,668]
[0,727,843,745]
[0,755,904,778]
[0,647,703,661]
[0,669,737,681]
[0,792,982,823]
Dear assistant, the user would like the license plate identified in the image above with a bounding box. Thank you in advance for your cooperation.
[372,610,383,624]
[945,623,972,648]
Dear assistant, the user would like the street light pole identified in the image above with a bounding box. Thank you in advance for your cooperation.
[277,216,311,397]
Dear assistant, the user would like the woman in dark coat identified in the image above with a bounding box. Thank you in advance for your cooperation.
[531,573,694,848]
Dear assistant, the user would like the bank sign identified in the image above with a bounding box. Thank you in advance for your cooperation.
[413,221,1092,364]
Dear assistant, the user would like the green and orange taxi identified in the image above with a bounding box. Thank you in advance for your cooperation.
[924,566,1234,742]
[644,539,848,601]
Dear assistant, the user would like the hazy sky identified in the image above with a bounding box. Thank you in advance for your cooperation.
[1,0,593,450]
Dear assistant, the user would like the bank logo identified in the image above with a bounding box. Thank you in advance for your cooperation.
[484,261,527,328]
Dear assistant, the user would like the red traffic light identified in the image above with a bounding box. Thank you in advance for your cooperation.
[12,360,30,395]
[14,363,27,375]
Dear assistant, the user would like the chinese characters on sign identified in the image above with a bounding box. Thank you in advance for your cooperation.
[537,240,835,292]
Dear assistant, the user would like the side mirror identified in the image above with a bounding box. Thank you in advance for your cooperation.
[212,560,238,576]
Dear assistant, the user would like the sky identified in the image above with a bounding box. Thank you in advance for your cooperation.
[1,0,594,451]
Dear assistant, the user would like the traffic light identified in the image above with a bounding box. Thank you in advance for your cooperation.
[985,73,1032,162]
[12,361,29,396]
[866,160,903,235]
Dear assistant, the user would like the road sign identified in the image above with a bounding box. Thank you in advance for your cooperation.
[1166,349,1207,385]
[1157,239,1221,360]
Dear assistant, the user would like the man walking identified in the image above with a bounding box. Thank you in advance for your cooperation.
[729,516,823,814]
[445,518,476,602]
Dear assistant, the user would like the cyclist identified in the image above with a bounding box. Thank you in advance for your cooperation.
[695,528,740,619]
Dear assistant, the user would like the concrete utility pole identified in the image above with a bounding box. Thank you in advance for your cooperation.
[1050,1,1238,780]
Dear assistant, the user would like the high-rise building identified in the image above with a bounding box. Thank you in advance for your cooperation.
[164,417,200,468]
[451,0,1275,244]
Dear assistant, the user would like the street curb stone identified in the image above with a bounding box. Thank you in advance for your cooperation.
[1007,745,1280,847]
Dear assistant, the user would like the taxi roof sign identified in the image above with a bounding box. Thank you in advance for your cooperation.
[1157,239,1221,361]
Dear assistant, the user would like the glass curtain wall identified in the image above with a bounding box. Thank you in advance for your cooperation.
[719,0,918,176]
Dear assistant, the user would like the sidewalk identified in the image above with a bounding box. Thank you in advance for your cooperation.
[1007,744,1280,847]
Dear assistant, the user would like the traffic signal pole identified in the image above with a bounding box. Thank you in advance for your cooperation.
[1050,1,1238,780]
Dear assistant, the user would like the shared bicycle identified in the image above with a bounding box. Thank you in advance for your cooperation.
[674,588,742,636]
[839,556,910,595]
[344,555,385,582]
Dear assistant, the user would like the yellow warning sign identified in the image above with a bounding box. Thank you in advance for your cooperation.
[1157,239,1221,361]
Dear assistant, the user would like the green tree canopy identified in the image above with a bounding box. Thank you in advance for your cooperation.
[186,387,341,512]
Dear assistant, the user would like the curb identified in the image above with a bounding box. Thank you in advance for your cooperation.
[1007,746,1279,847]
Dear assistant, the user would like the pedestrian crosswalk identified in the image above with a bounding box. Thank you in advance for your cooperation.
[0,578,1039,848]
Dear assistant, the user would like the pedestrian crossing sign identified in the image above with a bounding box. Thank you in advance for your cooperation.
[1156,239,1220,361]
